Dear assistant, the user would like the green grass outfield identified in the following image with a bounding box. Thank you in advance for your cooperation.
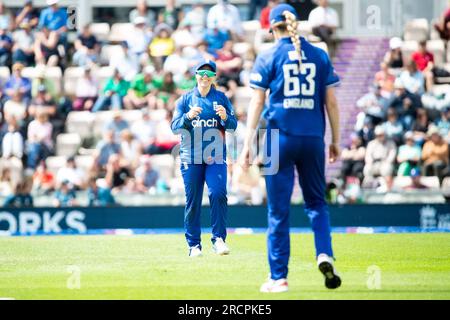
[0,233,449,300]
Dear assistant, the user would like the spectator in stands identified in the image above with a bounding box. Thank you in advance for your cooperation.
[127,16,151,65]
[104,111,130,142]
[340,134,366,181]
[73,66,98,111]
[148,110,179,155]
[124,65,155,109]
[308,0,339,50]
[56,156,85,190]
[120,129,142,168]
[105,153,132,194]
[436,107,450,141]
[357,117,375,146]
[32,160,55,194]
[207,0,243,41]
[93,130,121,171]
[15,1,40,29]
[412,107,430,144]
[53,180,77,207]
[0,25,12,66]
[12,20,36,66]
[0,1,12,31]
[260,0,279,29]
[422,125,449,182]
[398,60,425,95]
[363,126,397,192]
[38,0,68,49]
[4,179,34,207]
[176,70,196,94]
[384,37,404,70]
[149,24,175,72]
[29,85,57,118]
[382,108,404,145]
[1,117,23,160]
[31,66,57,99]
[355,84,391,130]
[204,23,230,55]
[92,69,130,112]
[185,41,215,69]
[389,79,421,130]
[402,168,428,190]
[249,0,267,20]
[131,109,157,153]
[411,40,435,92]
[374,62,395,98]
[129,0,156,27]
[26,109,53,169]
[34,26,60,67]
[158,0,178,30]
[434,4,450,41]
[3,63,32,105]
[0,166,14,196]
[149,71,178,110]
[163,46,189,83]
[181,1,206,43]
[135,155,159,192]
[110,41,139,82]
[397,131,421,176]
[87,177,115,206]
[216,40,243,101]
[73,24,100,67]
[172,20,197,48]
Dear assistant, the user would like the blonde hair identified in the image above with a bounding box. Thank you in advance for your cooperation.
[272,11,302,71]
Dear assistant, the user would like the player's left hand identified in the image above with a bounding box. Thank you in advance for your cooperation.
[215,105,227,121]
[329,143,340,163]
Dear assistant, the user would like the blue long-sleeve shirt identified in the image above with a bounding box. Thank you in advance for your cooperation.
[171,86,237,164]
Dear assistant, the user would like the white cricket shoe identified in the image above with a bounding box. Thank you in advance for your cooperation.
[317,253,342,289]
[260,278,289,293]
[189,245,202,257]
[212,238,230,255]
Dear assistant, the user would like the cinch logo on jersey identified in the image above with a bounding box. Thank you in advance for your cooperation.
[192,116,218,128]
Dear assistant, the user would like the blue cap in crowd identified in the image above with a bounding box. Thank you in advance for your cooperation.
[411,168,421,178]
[269,3,298,25]
[195,59,217,73]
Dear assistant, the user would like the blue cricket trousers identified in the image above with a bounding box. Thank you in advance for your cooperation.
[181,162,228,248]
[265,130,334,280]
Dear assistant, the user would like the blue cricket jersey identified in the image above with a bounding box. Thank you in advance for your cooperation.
[250,36,340,137]
[171,86,238,164]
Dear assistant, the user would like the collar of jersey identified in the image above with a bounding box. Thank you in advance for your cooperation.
[193,86,215,98]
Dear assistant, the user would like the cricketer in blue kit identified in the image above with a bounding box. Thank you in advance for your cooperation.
[171,59,237,257]
[240,3,342,292]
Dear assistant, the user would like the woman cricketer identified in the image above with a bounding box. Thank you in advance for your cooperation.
[240,4,342,292]
[171,60,237,257]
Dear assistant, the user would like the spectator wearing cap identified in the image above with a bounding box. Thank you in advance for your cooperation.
[56,156,85,190]
[73,24,100,67]
[92,69,130,112]
[384,37,404,70]
[340,134,366,181]
[436,107,450,142]
[397,131,421,176]
[53,180,77,207]
[15,1,40,29]
[3,62,32,105]
[11,19,36,66]
[135,155,159,192]
[149,24,175,71]
[382,108,404,145]
[355,84,391,130]
[124,65,156,109]
[398,60,425,95]
[129,0,156,27]
[28,85,57,118]
[38,0,68,49]
[93,130,121,172]
[308,0,339,51]
[110,41,140,82]
[127,16,151,65]
[73,66,98,111]
[363,126,397,191]
[0,23,12,66]
[26,109,53,169]
[207,0,244,41]
[422,125,449,182]
[434,4,450,41]
[180,1,206,43]
[403,168,428,190]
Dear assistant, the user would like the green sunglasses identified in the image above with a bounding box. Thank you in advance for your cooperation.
[196,70,216,78]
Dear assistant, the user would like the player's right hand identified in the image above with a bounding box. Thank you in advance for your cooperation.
[238,145,251,170]
[187,107,202,120]
[329,143,341,164]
